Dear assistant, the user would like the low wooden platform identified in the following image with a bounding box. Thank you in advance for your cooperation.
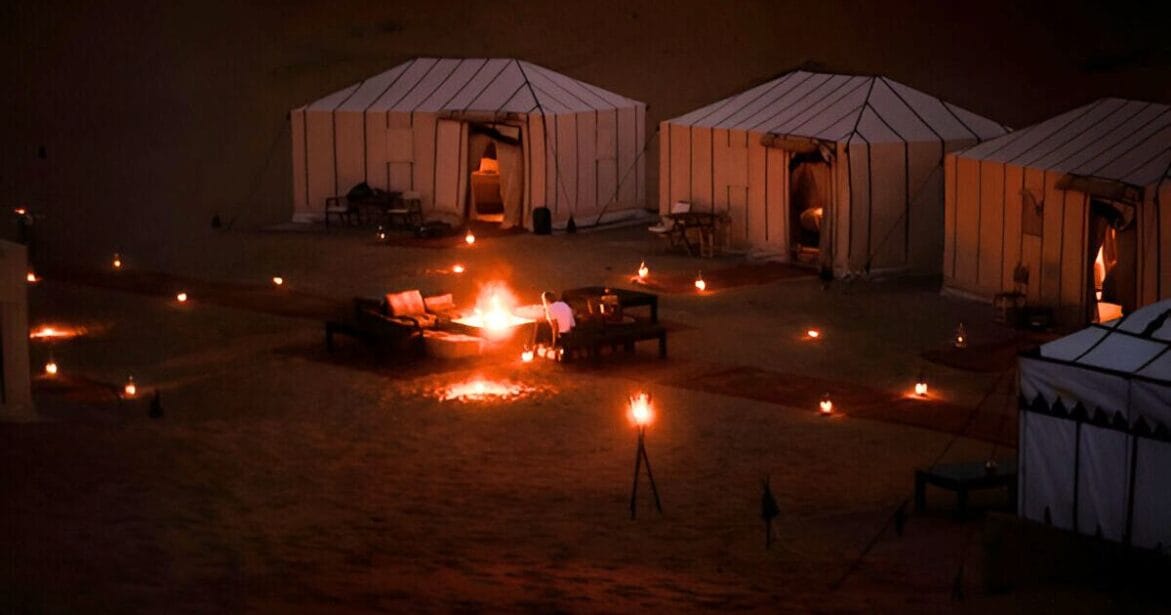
[559,322,667,363]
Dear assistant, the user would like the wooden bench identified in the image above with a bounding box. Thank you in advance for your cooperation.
[558,322,667,363]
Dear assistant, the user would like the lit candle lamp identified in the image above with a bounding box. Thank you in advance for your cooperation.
[819,393,833,415]
[465,230,476,245]
[26,271,38,284]
[695,272,706,292]
[452,264,465,274]
[376,226,386,241]
[521,347,534,363]
[807,329,821,339]
[272,276,284,286]
[113,253,122,269]
[44,358,58,376]
[954,323,968,349]
[629,392,654,427]
[124,376,137,398]
[176,292,188,303]
[638,261,649,280]
[914,372,928,397]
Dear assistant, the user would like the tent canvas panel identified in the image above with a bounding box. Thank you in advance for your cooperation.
[333,111,366,196]
[364,113,388,189]
[905,141,946,272]
[1001,163,1025,295]
[1020,355,1133,416]
[432,118,466,217]
[574,111,598,220]
[1021,411,1077,529]
[594,110,619,219]
[690,126,714,213]
[1059,189,1088,314]
[1076,424,1130,540]
[667,123,691,212]
[1040,170,1066,306]
[1132,438,1171,549]
[943,154,957,280]
[977,159,1005,290]
[846,142,873,270]
[305,110,337,218]
[866,141,909,270]
[554,113,578,217]
[615,107,638,209]
[746,136,769,248]
[952,156,981,287]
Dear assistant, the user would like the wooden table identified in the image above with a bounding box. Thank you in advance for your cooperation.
[561,286,658,324]
[666,212,722,257]
[914,458,1018,517]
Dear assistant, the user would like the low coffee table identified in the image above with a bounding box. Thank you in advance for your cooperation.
[561,286,658,323]
[914,458,1018,517]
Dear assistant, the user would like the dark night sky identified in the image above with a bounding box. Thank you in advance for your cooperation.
[2,1,1169,265]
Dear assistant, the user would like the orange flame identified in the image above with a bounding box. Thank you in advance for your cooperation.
[628,392,654,426]
[29,324,86,340]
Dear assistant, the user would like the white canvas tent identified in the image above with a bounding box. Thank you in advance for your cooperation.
[944,98,1171,325]
[660,71,1006,274]
[291,58,647,230]
[1019,299,1171,549]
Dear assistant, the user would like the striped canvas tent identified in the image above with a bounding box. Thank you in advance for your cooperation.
[944,98,1171,325]
[661,71,1006,274]
[1019,299,1171,548]
[291,58,646,229]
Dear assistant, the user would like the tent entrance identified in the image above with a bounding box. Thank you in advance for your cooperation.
[1089,199,1137,322]
[469,142,504,223]
[789,151,830,266]
[465,123,525,229]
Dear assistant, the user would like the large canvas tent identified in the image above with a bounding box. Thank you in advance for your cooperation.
[291,58,647,230]
[944,98,1171,325]
[1018,299,1171,549]
[660,71,1006,274]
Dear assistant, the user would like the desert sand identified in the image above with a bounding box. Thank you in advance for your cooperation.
[2,224,1044,612]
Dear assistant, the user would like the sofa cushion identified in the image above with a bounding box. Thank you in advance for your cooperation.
[386,290,426,317]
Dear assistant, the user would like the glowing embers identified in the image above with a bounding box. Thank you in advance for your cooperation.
[29,324,87,340]
[439,378,536,403]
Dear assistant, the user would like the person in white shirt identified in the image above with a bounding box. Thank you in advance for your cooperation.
[541,291,576,346]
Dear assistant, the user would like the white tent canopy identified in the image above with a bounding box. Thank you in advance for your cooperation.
[661,71,1006,274]
[1019,299,1171,548]
[291,58,647,229]
[944,98,1171,325]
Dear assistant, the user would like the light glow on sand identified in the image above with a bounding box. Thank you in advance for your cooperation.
[30,324,85,340]
[440,378,534,402]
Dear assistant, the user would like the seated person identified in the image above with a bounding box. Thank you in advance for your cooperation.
[541,291,576,346]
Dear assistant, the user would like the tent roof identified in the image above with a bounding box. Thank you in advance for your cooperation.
[664,70,1007,144]
[957,98,1171,188]
[301,58,642,116]
[1021,299,1171,431]
[1039,299,1171,382]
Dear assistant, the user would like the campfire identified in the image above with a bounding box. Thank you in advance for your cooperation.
[451,282,534,339]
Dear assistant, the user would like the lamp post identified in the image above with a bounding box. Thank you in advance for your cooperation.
[628,392,663,519]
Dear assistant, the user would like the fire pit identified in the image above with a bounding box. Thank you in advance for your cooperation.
[448,283,535,341]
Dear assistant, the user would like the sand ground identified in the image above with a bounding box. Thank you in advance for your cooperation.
[0,224,1063,612]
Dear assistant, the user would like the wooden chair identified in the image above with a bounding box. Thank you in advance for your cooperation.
[324,196,360,227]
[385,191,424,230]
[648,201,691,253]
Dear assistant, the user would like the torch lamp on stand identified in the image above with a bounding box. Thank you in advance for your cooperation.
[628,393,663,520]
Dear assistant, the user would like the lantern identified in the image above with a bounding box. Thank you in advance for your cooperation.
[638,261,649,280]
[819,393,833,415]
[124,376,137,398]
[629,392,654,427]
[452,264,465,274]
[26,271,38,284]
[807,329,821,339]
[954,323,968,349]
[44,358,58,376]
[521,347,534,363]
[376,226,387,241]
[14,207,27,216]
[465,230,476,245]
[113,253,122,269]
[694,272,706,292]
[176,292,188,303]
[914,373,928,397]
[272,276,284,286]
